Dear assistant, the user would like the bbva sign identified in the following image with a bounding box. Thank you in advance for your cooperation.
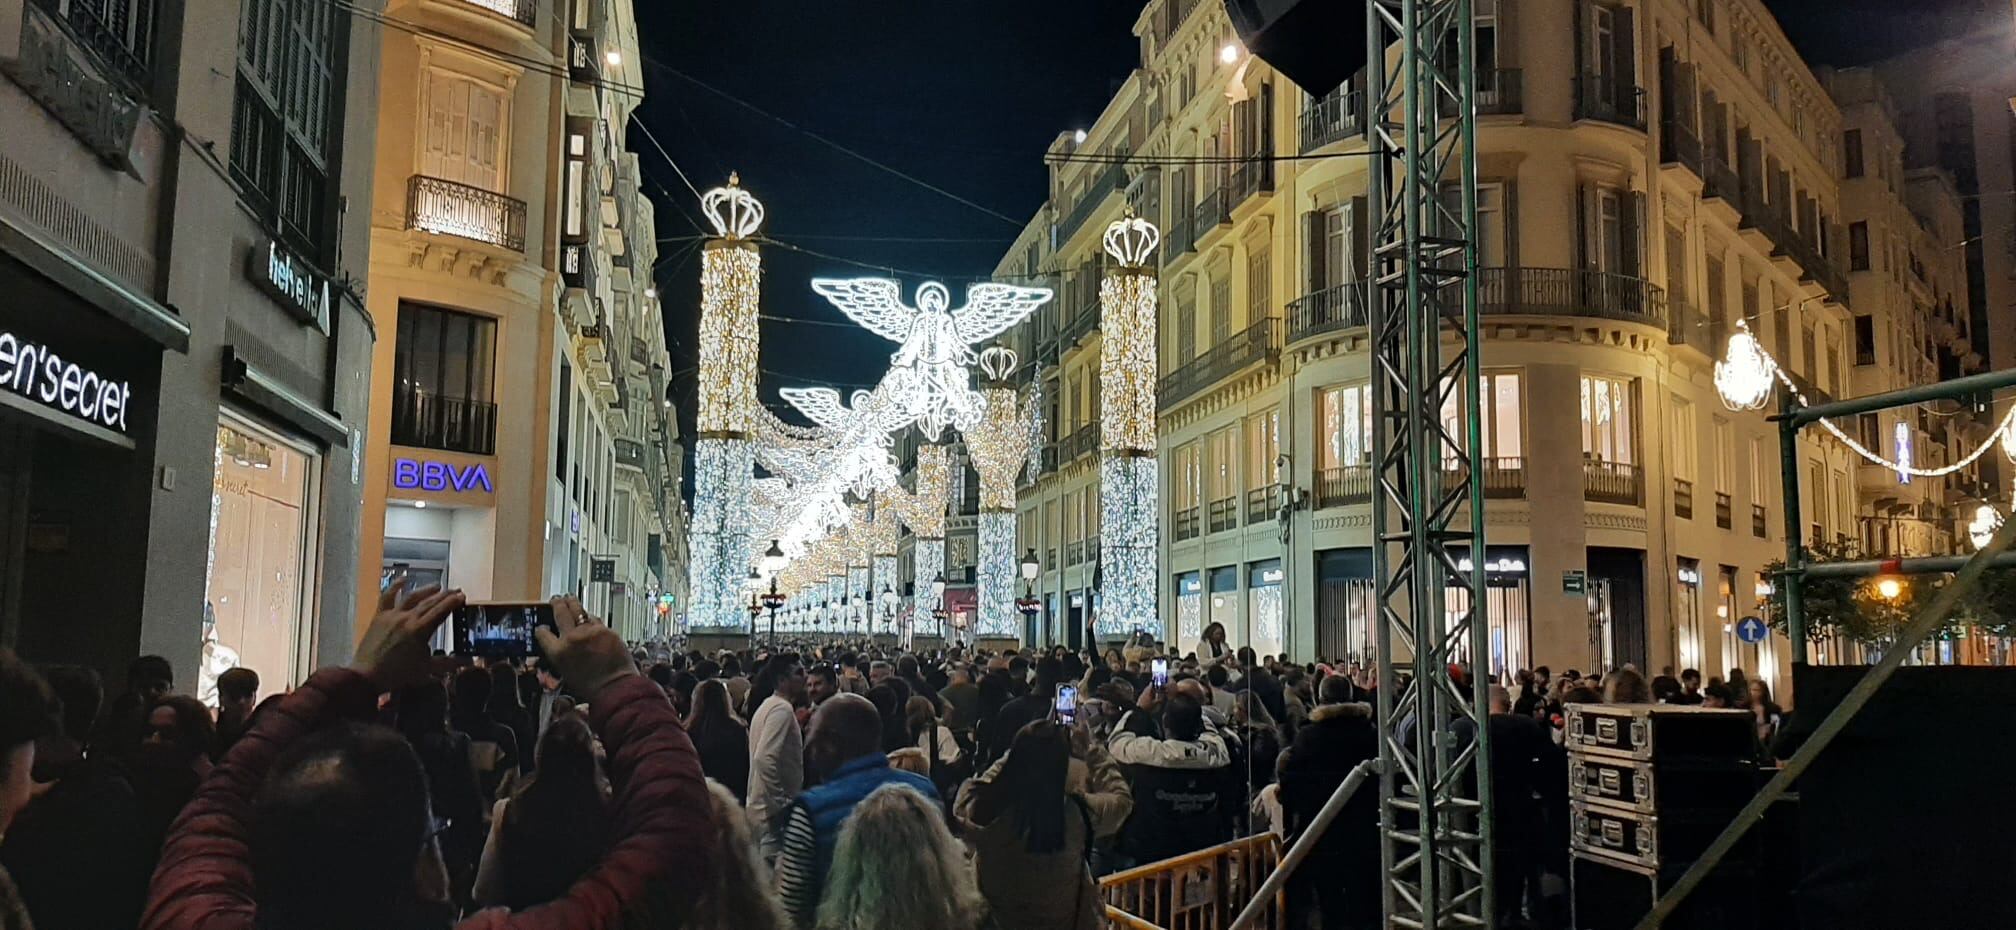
[393,457,494,494]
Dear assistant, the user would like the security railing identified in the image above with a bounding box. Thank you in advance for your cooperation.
[407,176,528,251]
[1478,67,1524,115]
[1287,280,1372,343]
[1584,460,1643,505]
[1100,833,1285,930]
[1300,86,1364,151]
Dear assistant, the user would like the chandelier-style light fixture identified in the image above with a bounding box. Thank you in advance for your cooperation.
[1713,327,1776,412]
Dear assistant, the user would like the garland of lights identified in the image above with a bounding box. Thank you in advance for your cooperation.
[1097,214,1162,638]
[1715,322,2016,478]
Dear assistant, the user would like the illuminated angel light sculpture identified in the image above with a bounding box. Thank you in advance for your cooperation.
[1098,213,1162,638]
[777,385,914,496]
[963,347,1037,639]
[811,278,1052,439]
[687,174,765,631]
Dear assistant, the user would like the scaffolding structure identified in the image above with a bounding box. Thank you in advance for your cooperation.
[1365,0,1494,926]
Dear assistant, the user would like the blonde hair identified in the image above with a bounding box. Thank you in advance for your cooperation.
[887,747,930,776]
[814,784,982,930]
[689,779,790,930]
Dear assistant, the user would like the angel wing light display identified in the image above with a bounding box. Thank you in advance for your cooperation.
[811,278,1052,439]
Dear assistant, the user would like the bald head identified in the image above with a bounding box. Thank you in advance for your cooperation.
[808,692,883,767]
[1173,678,1209,705]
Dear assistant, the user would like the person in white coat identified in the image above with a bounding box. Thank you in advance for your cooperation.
[746,655,808,862]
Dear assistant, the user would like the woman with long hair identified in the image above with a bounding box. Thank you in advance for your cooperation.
[1198,622,1232,668]
[955,720,1133,930]
[972,669,1013,769]
[685,678,750,804]
[1745,678,1784,748]
[687,778,790,930]
[486,662,534,774]
[815,784,984,930]
[473,714,614,911]
[1602,668,1653,704]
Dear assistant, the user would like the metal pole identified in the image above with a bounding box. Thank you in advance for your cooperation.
[1777,392,1808,664]
[1786,366,2016,427]
[1227,760,1379,930]
[1801,551,2016,578]
[1633,503,2016,929]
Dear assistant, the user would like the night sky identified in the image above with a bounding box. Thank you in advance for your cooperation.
[628,0,2006,465]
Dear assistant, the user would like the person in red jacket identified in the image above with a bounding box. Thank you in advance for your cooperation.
[141,582,718,930]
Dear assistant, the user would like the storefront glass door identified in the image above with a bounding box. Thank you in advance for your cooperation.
[203,415,318,703]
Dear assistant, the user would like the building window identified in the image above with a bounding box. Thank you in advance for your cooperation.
[1854,314,1876,365]
[1843,129,1864,178]
[1713,417,1733,495]
[204,415,319,703]
[422,70,509,192]
[1246,408,1280,492]
[1174,287,1197,364]
[1476,184,1506,267]
[1247,245,1272,325]
[232,0,341,256]
[1580,374,1636,465]
[556,359,572,481]
[1210,272,1231,345]
[1671,395,1697,484]
[1849,221,1870,271]
[1439,371,1524,463]
[392,304,499,454]
[1319,383,1374,471]
[1693,0,1714,33]
[1677,557,1704,672]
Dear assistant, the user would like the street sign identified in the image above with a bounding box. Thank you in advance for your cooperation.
[590,558,616,583]
[1737,616,1768,644]
[1563,570,1587,595]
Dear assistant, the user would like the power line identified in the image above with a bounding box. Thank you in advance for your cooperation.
[630,113,706,204]
[636,53,1028,228]
[323,0,649,97]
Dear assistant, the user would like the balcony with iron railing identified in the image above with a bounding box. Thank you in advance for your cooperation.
[1227,156,1274,208]
[1583,460,1643,506]
[1315,465,1373,509]
[1735,188,1850,301]
[1715,492,1732,529]
[1159,317,1279,410]
[452,0,537,27]
[1040,443,1060,475]
[1165,210,1197,260]
[1191,185,1232,239]
[407,176,528,252]
[1462,457,1528,499]
[1287,280,1372,343]
[614,438,646,471]
[1054,162,1129,245]
[1666,299,1710,352]
[1478,267,1667,330]
[1674,477,1695,519]
[1701,150,1741,205]
[35,0,157,91]
[1478,68,1524,115]
[1173,506,1201,541]
[1246,487,1273,524]
[1301,87,1364,152]
[391,384,497,456]
[1208,496,1239,534]
[1574,73,1646,129]
[1660,110,1703,176]
[1064,422,1099,464]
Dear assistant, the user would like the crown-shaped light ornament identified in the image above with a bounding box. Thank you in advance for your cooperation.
[1103,211,1161,269]
[700,172,765,240]
[1713,325,1775,412]
[978,345,1019,383]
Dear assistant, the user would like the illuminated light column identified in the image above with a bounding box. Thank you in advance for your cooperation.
[686,175,765,631]
[964,347,1035,640]
[886,444,951,639]
[868,495,900,635]
[1098,215,1162,638]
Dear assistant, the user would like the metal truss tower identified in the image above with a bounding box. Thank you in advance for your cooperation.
[1365,0,1494,926]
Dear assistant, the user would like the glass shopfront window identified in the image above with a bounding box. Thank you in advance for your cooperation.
[1175,571,1203,647]
[1444,546,1532,682]
[1247,560,1284,660]
[202,415,318,704]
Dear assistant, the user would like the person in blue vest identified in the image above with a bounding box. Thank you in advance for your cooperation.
[773,693,940,926]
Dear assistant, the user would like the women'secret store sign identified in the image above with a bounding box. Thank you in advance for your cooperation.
[0,331,132,432]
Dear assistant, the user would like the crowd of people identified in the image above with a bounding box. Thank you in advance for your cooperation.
[0,599,1790,930]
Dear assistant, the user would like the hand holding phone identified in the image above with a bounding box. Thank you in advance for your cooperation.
[1151,658,1170,689]
[1054,685,1079,726]
[451,602,560,659]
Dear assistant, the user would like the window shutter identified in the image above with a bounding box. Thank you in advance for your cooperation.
[1498,0,1517,68]
[1575,184,1590,271]
[1350,195,1372,280]
[1305,210,1327,293]
[422,72,451,181]
[1503,181,1519,270]
[468,85,503,192]
[1573,0,1587,80]
[1612,6,1637,114]
[1621,190,1644,277]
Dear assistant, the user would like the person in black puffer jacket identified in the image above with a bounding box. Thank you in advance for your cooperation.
[1278,675,1379,930]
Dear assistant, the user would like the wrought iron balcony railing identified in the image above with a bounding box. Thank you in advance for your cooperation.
[1159,317,1279,410]
[391,384,497,456]
[455,0,537,27]
[1055,162,1128,244]
[407,176,528,252]
[614,438,646,470]
[1478,68,1523,116]
[1478,267,1668,330]
[1574,73,1646,129]
[1287,280,1372,343]
[1301,87,1364,152]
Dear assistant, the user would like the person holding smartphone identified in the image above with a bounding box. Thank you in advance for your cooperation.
[142,585,718,930]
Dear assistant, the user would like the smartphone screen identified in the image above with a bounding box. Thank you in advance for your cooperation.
[1151,658,1169,688]
[451,602,557,659]
[1054,685,1078,725]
